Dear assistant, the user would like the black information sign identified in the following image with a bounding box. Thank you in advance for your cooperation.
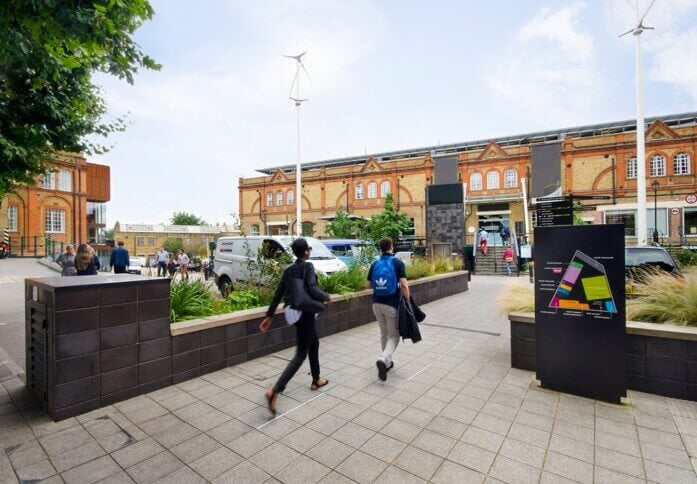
[534,225,626,403]
[535,199,573,227]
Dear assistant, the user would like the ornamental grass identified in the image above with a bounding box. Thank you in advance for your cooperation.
[627,269,697,325]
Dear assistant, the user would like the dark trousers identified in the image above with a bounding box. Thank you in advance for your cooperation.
[274,313,320,392]
[114,265,126,274]
[157,261,167,277]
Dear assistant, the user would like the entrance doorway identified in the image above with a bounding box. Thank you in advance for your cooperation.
[477,212,510,246]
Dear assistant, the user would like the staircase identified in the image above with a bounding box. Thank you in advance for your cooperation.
[474,245,519,276]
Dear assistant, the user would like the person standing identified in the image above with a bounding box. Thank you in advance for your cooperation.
[479,228,489,255]
[177,250,189,279]
[259,238,331,415]
[55,244,75,270]
[110,241,130,274]
[155,247,169,277]
[75,244,99,275]
[501,225,510,246]
[367,237,410,381]
[503,245,515,277]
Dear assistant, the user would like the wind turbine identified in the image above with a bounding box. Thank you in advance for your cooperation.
[619,0,656,246]
[283,52,311,237]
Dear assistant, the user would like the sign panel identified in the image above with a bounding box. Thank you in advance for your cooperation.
[535,225,626,403]
[686,194,697,204]
[534,199,573,227]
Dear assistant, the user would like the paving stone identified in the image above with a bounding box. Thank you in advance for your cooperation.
[257,415,300,440]
[249,441,301,475]
[187,408,232,431]
[543,451,593,484]
[111,437,165,468]
[153,466,206,484]
[336,450,389,483]
[123,402,169,425]
[595,403,635,423]
[189,446,243,481]
[499,437,545,468]
[329,401,365,421]
[218,397,258,418]
[152,421,200,448]
[644,460,697,484]
[635,411,678,433]
[85,419,122,440]
[411,396,447,414]
[375,464,426,483]
[548,433,594,464]
[61,455,121,484]
[425,415,467,440]
[471,411,511,436]
[171,432,221,464]
[359,433,407,463]
[96,429,138,454]
[594,466,646,484]
[320,470,359,483]
[552,419,595,445]
[6,439,47,469]
[411,429,456,458]
[380,418,421,443]
[595,416,637,439]
[211,460,270,484]
[392,445,443,481]
[595,429,641,457]
[28,416,79,439]
[305,437,355,469]
[138,413,183,437]
[438,402,477,424]
[331,421,375,449]
[638,425,684,451]
[39,426,93,456]
[94,470,135,483]
[555,406,595,429]
[51,441,106,472]
[460,425,505,453]
[226,430,274,459]
[280,426,326,454]
[352,409,392,432]
[447,441,495,474]
[641,441,693,470]
[284,402,326,425]
[595,447,645,479]
[371,399,407,418]
[450,394,486,412]
[538,470,579,484]
[431,459,484,483]
[15,458,56,482]
[274,454,331,483]
[488,454,541,484]
[307,413,348,436]
[397,406,436,428]
[125,451,184,483]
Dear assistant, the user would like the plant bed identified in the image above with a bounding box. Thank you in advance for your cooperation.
[509,312,697,401]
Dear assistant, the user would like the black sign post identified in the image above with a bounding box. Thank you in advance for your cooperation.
[534,225,626,403]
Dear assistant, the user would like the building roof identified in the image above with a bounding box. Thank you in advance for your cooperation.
[257,111,697,175]
[116,223,237,234]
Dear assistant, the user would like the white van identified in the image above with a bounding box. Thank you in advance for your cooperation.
[213,236,347,296]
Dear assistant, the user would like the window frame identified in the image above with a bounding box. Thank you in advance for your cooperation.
[486,170,500,190]
[250,224,260,236]
[355,183,364,200]
[266,191,274,206]
[674,152,691,176]
[7,205,18,232]
[44,209,65,233]
[649,154,666,177]
[380,180,391,197]
[367,182,377,199]
[626,157,637,179]
[57,170,72,191]
[286,189,294,205]
[276,191,284,206]
[147,237,155,246]
[470,173,482,191]
[41,172,55,189]
[504,169,517,188]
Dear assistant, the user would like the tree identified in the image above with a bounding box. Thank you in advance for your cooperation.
[171,212,207,226]
[364,194,411,243]
[0,0,160,197]
[325,210,357,238]
[162,238,183,255]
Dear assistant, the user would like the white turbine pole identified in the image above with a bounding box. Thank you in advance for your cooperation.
[295,76,302,237]
[634,20,647,246]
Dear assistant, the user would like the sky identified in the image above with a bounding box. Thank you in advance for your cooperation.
[89,0,697,227]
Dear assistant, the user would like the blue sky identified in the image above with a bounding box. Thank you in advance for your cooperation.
[90,0,697,226]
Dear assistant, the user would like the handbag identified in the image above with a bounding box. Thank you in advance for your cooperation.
[291,262,325,313]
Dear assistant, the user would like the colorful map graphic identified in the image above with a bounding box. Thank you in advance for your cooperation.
[549,250,617,313]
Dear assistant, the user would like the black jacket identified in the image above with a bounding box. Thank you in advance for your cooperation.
[398,296,423,343]
[266,260,329,317]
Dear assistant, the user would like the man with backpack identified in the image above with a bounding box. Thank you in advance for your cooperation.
[367,237,410,381]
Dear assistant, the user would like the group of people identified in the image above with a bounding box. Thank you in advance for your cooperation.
[260,236,410,415]
[477,226,516,276]
[55,243,101,275]
[154,247,190,278]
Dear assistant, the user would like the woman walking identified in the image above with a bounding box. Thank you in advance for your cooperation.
[75,244,100,275]
[259,238,331,415]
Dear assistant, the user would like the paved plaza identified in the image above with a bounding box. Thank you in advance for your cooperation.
[2,275,697,482]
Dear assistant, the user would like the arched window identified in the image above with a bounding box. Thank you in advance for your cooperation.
[626,157,637,179]
[470,173,482,191]
[504,169,517,188]
[674,152,691,176]
[380,181,391,197]
[650,155,666,177]
[486,171,500,189]
[7,206,17,231]
[286,189,294,205]
[355,183,364,199]
[266,192,273,206]
[250,225,260,236]
[367,182,377,199]
[276,191,283,206]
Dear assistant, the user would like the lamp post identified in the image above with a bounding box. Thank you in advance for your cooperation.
[651,180,659,244]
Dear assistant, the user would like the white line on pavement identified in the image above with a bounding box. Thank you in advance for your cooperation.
[256,392,326,430]
[407,340,465,381]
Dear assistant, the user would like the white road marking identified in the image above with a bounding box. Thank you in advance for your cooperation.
[256,392,326,430]
[407,340,465,381]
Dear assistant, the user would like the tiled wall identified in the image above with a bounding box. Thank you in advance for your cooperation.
[510,319,697,401]
[27,272,468,420]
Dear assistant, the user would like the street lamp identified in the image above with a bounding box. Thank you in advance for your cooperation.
[651,180,659,244]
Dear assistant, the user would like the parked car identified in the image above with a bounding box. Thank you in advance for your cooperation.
[127,257,144,275]
[320,239,374,265]
[625,245,682,285]
[214,236,347,297]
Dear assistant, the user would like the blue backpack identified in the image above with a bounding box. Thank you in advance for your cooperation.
[371,255,398,296]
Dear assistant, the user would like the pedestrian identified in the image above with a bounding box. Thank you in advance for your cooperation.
[167,256,177,278]
[75,244,99,275]
[155,247,169,277]
[259,238,331,415]
[55,244,75,270]
[109,241,130,274]
[479,228,489,255]
[177,250,189,279]
[367,237,410,381]
[503,244,515,276]
[501,225,510,245]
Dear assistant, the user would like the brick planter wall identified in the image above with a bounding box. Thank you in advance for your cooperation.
[27,271,468,420]
[510,313,697,401]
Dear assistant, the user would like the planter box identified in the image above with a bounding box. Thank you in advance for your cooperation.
[510,312,697,401]
[27,271,468,420]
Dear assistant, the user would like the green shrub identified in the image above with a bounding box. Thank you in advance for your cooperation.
[170,279,216,322]
[406,257,434,279]
[673,250,697,269]
[318,264,367,294]
[627,269,697,325]
[213,290,263,313]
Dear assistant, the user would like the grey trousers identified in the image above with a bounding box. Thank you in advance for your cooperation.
[373,303,399,365]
